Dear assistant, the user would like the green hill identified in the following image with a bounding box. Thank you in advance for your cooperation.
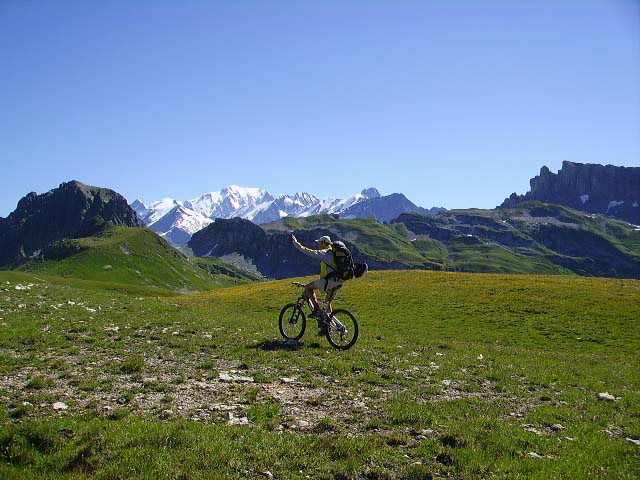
[13,224,259,292]
[259,203,640,278]
[1,269,638,479]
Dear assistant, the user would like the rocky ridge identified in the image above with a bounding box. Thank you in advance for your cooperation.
[501,161,640,224]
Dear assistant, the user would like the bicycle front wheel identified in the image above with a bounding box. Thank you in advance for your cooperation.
[325,309,359,350]
[278,303,307,340]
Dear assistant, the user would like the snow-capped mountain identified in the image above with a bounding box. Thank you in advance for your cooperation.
[132,185,440,246]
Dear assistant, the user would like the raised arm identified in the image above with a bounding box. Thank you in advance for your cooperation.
[291,234,333,262]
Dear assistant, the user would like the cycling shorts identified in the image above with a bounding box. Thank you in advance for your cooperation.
[310,276,343,294]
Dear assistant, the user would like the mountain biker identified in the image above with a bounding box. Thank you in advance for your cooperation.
[290,234,343,327]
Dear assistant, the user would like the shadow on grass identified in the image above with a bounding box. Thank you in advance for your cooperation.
[251,339,323,350]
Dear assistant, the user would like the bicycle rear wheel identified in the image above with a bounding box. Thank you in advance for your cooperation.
[325,309,359,350]
[278,303,307,340]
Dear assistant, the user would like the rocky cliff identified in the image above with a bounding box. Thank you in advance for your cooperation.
[0,181,144,267]
[188,217,408,279]
[501,161,640,224]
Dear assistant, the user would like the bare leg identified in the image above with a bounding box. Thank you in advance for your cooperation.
[305,284,320,310]
[325,288,337,315]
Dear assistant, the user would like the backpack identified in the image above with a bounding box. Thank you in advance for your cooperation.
[331,241,355,281]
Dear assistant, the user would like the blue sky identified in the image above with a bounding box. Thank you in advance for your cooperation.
[1,0,639,217]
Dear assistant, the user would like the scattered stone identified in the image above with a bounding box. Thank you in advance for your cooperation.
[550,424,566,431]
[604,426,624,438]
[227,412,249,426]
[524,425,545,436]
[103,265,113,270]
[210,403,237,411]
[477,354,484,360]
[598,392,616,401]
[219,372,254,383]
[262,471,274,479]
[435,453,453,466]
[626,437,640,446]
[527,452,545,459]
[52,402,68,411]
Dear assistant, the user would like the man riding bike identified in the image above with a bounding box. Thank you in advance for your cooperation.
[290,234,344,329]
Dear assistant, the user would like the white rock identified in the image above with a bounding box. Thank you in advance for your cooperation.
[227,412,249,426]
[219,372,254,383]
[626,437,640,446]
[598,392,616,401]
[52,402,68,411]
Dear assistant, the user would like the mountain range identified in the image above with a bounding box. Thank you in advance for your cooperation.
[0,161,638,285]
[132,186,444,246]
[188,204,640,279]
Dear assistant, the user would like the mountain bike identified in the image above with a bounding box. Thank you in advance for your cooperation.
[278,282,359,350]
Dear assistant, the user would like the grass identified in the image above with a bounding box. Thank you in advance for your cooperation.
[0,269,638,479]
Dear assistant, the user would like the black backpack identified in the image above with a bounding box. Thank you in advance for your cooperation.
[331,241,355,280]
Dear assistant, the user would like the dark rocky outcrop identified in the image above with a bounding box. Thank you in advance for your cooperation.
[501,161,640,224]
[188,217,399,279]
[0,180,143,267]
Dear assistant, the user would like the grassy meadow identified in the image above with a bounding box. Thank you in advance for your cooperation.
[0,269,638,479]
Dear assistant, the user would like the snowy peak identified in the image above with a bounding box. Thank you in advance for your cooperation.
[134,185,439,246]
[185,186,274,219]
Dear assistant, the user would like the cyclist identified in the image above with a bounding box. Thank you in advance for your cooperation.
[290,234,344,327]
